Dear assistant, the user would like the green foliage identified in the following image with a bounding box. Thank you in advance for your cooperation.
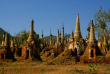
[87,21,91,32]
[94,6,110,39]
[88,64,101,74]
[43,36,57,45]
[88,64,95,73]
[103,44,108,47]
[88,64,93,68]
[99,20,106,29]
[99,48,102,50]
[20,30,29,41]
[87,25,90,32]
[14,30,40,46]
[67,34,70,39]
[33,31,40,43]
[14,30,29,43]
[33,31,39,40]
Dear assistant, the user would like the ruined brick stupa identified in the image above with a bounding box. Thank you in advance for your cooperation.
[80,20,102,63]
[21,19,41,61]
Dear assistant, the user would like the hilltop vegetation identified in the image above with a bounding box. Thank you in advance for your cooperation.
[43,36,57,44]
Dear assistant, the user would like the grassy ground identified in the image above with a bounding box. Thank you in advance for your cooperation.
[0,61,110,74]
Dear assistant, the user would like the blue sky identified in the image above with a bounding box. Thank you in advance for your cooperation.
[0,0,110,38]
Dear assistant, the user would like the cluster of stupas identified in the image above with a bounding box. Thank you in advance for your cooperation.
[0,14,110,63]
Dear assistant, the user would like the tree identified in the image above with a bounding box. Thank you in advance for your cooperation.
[67,34,70,39]
[87,21,91,32]
[20,30,29,42]
[94,6,110,40]
[33,31,39,40]
[14,30,40,46]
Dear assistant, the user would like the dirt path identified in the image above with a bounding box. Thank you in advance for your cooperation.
[0,62,110,74]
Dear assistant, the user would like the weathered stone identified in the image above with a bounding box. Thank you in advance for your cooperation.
[0,33,15,61]
[27,19,34,42]
[1,32,5,46]
[89,20,95,44]
[74,14,82,41]
[70,31,74,42]
[57,29,59,44]
[50,29,52,45]
[80,20,102,63]
[4,33,9,47]
[21,19,41,61]
[61,25,64,44]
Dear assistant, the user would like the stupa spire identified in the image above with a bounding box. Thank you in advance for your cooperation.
[74,14,82,41]
[4,33,9,47]
[59,29,61,43]
[2,32,5,46]
[50,29,52,45]
[70,30,74,41]
[57,29,59,44]
[10,38,14,48]
[61,25,64,44]
[27,19,34,42]
[64,33,67,44]
[42,30,43,39]
[89,20,95,44]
